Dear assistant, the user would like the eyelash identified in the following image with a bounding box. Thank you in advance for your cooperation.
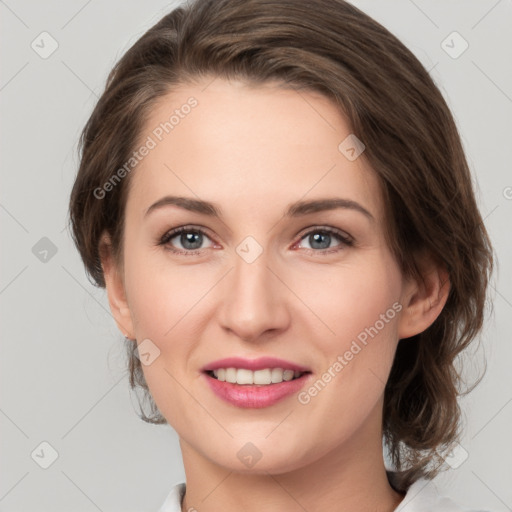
[158,225,354,256]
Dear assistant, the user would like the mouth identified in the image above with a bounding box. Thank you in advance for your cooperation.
[202,367,313,408]
[204,367,310,385]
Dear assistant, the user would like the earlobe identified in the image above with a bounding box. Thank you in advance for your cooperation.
[397,254,451,340]
[99,231,135,339]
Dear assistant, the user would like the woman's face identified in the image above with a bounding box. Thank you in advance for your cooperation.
[109,78,416,473]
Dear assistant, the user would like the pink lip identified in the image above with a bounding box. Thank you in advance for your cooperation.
[202,372,313,408]
[202,356,310,372]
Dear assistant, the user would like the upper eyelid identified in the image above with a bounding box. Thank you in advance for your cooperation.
[160,225,352,248]
[160,225,216,244]
[164,225,215,239]
[297,225,352,240]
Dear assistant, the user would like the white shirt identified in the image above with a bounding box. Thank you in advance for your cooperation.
[158,476,491,512]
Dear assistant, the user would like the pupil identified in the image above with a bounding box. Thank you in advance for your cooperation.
[310,232,330,249]
[182,232,202,250]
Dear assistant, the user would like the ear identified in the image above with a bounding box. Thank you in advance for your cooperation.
[397,252,451,340]
[99,231,135,340]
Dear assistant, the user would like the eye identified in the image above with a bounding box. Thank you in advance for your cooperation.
[295,227,353,254]
[159,225,216,255]
[158,225,353,256]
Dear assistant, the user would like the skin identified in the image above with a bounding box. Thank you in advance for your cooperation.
[100,77,450,512]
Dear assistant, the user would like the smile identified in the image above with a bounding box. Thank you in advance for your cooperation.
[202,368,312,408]
[208,367,305,385]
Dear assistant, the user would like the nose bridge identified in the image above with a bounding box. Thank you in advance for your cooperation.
[219,245,289,340]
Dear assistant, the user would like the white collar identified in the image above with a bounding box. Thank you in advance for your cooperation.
[158,477,489,512]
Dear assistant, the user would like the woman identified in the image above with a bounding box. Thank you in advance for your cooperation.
[68,0,494,510]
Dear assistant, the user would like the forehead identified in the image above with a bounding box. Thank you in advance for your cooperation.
[126,78,383,223]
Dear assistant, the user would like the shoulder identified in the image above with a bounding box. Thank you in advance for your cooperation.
[396,477,492,512]
[157,482,186,512]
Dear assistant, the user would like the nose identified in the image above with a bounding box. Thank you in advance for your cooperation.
[218,250,291,342]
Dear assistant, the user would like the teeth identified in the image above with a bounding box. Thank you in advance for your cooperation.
[283,369,295,381]
[236,368,253,385]
[271,368,283,383]
[211,367,304,385]
[254,369,271,385]
[225,367,237,383]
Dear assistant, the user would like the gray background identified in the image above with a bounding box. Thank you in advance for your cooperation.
[1,0,511,511]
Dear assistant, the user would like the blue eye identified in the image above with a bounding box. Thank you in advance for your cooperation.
[158,225,353,256]
[296,228,353,253]
[159,226,214,255]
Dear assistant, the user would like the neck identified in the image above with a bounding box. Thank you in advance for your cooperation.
[178,404,405,512]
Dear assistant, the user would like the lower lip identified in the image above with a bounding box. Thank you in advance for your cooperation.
[203,372,312,408]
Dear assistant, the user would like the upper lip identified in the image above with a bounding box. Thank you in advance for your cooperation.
[202,357,311,373]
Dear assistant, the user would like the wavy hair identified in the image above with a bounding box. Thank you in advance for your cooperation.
[68,0,494,491]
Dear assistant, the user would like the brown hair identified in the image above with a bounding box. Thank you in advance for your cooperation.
[68,0,494,491]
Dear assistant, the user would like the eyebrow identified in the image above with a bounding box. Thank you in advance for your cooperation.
[144,195,374,222]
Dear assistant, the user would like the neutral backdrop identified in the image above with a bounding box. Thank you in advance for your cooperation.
[1,1,511,511]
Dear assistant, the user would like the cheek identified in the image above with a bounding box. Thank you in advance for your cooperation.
[290,253,403,345]
[125,240,403,362]
[292,256,402,409]
[124,247,206,338]
[122,252,206,424]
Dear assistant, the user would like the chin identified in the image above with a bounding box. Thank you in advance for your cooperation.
[202,439,315,475]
